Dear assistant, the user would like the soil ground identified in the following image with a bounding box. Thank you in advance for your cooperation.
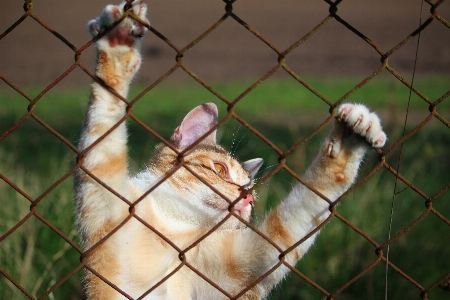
[0,0,449,88]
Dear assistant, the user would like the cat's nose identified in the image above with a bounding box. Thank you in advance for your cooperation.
[240,190,254,206]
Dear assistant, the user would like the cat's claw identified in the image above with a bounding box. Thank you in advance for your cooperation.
[87,0,149,45]
[337,103,387,148]
[326,138,342,158]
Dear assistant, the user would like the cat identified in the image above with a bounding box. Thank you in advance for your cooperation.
[74,1,387,299]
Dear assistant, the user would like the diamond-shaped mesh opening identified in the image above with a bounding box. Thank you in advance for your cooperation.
[183,19,280,81]
[0,18,76,87]
[389,19,450,74]
[286,19,383,77]
[387,212,450,286]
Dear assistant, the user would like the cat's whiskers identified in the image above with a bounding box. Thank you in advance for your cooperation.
[230,124,241,156]
[231,132,249,157]
[251,163,277,182]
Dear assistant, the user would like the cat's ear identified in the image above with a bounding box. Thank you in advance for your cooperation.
[171,103,218,149]
[242,158,264,180]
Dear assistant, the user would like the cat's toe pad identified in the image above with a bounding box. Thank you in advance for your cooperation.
[106,5,122,22]
[337,103,386,148]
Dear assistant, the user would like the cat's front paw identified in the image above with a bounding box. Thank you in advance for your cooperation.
[87,0,149,47]
[88,1,149,85]
[337,103,387,148]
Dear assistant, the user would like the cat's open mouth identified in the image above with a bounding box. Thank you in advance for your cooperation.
[204,198,251,219]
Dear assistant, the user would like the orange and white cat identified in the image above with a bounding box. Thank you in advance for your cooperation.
[74,1,387,299]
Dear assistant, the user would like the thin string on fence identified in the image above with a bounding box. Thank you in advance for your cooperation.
[0,0,449,299]
[385,1,425,299]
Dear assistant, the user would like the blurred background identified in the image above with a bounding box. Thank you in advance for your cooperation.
[1,0,449,85]
[0,0,449,299]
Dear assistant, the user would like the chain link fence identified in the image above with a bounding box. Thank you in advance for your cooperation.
[0,0,449,299]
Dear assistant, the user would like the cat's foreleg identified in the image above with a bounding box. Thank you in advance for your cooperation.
[74,2,149,299]
[258,103,386,288]
[75,0,148,244]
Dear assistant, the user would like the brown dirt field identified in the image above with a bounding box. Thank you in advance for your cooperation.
[0,0,449,89]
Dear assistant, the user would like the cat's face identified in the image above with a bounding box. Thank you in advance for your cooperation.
[149,103,263,229]
[151,144,259,229]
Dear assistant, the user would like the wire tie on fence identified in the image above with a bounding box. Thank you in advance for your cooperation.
[76,153,85,167]
[329,105,337,115]
[29,201,38,213]
[277,55,286,64]
[123,0,134,12]
[226,103,235,115]
[27,103,35,113]
[23,0,32,12]
[380,54,388,65]
[328,3,338,16]
[177,154,185,169]
[328,201,338,212]
[126,103,134,115]
[278,251,287,262]
[428,104,436,114]
[74,49,83,65]
[175,52,184,63]
[375,246,383,256]
[224,0,233,14]
[429,3,436,15]
[178,252,186,262]
[376,149,386,161]
[427,0,442,16]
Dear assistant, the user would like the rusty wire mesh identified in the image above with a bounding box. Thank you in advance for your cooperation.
[0,0,449,299]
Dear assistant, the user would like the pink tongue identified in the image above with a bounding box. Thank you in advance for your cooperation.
[241,191,254,206]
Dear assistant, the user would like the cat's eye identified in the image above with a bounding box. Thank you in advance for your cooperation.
[213,163,227,179]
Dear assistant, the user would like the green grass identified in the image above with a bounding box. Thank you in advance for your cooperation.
[0,76,449,299]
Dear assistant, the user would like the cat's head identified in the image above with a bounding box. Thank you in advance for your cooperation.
[149,103,263,230]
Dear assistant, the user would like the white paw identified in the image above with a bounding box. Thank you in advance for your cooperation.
[337,103,387,148]
[87,0,149,43]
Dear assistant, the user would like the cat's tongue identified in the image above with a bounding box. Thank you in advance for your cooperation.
[240,191,254,206]
[232,191,253,216]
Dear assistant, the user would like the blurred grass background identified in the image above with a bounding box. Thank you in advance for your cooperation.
[0,76,449,299]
